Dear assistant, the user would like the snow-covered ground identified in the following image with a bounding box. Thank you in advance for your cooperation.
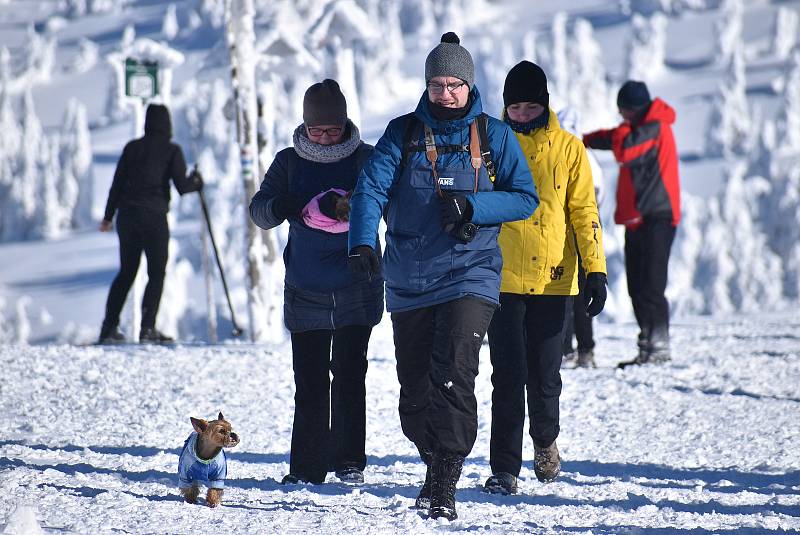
[1,313,799,533]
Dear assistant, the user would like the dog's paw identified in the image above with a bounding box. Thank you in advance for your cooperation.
[206,488,223,508]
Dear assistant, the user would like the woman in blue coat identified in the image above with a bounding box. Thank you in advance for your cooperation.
[249,80,383,485]
[347,33,538,520]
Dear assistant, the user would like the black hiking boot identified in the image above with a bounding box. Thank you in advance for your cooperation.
[413,450,433,509]
[533,441,561,483]
[98,326,126,345]
[139,328,174,344]
[576,350,596,368]
[618,346,670,369]
[483,472,518,495]
[429,451,463,521]
[281,473,312,485]
[335,467,364,483]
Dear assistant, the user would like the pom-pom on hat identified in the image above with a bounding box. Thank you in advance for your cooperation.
[503,60,549,110]
[303,79,347,127]
[617,80,651,110]
[425,32,475,89]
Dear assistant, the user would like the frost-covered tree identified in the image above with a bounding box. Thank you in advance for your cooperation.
[778,51,800,153]
[162,4,179,41]
[715,0,743,66]
[21,23,56,86]
[550,12,569,99]
[474,36,514,116]
[772,6,799,61]
[398,0,437,49]
[35,136,63,239]
[626,13,667,82]
[705,45,752,157]
[70,38,98,74]
[521,29,538,64]
[567,18,614,132]
[60,98,94,228]
[65,0,87,18]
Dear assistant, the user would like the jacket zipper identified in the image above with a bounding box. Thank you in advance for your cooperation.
[330,292,336,329]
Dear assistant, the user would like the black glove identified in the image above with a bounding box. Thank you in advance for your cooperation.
[272,195,300,221]
[439,193,472,229]
[188,166,204,191]
[318,191,343,220]
[347,245,380,280]
[584,272,607,317]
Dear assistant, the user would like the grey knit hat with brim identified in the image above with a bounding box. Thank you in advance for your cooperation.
[425,32,474,89]
[303,79,347,126]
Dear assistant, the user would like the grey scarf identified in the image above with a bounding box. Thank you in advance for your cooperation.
[293,120,361,163]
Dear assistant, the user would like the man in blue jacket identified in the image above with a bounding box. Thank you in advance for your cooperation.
[348,32,539,520]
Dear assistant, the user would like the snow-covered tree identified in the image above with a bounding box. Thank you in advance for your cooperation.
[521,29,538,64]
[398,0,437,49]
[162,4,179,41]
[59,98,94,228]
[567,18,614,132]
[772,6,799,61]
[65,0,87,18]
[715,0,743,66]
[70,38,98,74]
[705,44,752,157]
[473,36,514,116]
[626,13,667,82]
[550,12,569,99]
[35,135,63,239]
[778,50,800,153]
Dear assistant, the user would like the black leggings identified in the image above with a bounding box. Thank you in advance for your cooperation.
[289,325,372,483]
[102,209,169,330]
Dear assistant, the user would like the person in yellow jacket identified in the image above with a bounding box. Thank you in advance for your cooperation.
[484,61,608,496]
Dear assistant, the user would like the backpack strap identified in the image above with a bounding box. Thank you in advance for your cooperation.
[476,113,496,182]
[401,114,422,169]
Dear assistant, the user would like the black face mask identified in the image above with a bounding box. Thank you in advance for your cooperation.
[428,94,473,121]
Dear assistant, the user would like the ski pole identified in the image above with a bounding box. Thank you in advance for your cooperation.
[197,186,244,337]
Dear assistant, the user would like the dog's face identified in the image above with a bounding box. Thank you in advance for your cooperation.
[335,193,351,222]
[191,412,240,448]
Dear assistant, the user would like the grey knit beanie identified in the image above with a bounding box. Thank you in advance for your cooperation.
[425,32,474,88]
[303,79,347,126]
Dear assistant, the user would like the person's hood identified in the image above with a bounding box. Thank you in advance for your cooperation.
[641,98,675,125]
[413,86,485,134]
[144,104,172,137]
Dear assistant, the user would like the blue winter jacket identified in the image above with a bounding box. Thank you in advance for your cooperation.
[349,88,539,312]
[177,432,227,489]
[250,143,384,331]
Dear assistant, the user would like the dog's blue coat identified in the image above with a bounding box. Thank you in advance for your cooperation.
[177,431,227,489]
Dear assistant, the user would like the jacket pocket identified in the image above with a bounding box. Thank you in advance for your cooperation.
[553,162,568,207]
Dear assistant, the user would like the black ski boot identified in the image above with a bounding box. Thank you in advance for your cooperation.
[414,450,433,509]
[139,328,174,344]
[429,451,463,521]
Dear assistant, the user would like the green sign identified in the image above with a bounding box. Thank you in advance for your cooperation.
[124,58,159,99]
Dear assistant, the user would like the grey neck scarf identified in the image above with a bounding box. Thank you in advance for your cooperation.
[293,120,361,163]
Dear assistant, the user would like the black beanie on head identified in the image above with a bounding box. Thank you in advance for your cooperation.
[303,79,347,127]
[503,61,549,110]
[617,80,651,110]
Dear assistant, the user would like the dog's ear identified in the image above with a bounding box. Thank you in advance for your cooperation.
[218,411,225,422]
[190,417,208,434]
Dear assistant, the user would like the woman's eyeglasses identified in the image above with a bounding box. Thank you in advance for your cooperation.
[307,126,343,137]
[427,81,467,94]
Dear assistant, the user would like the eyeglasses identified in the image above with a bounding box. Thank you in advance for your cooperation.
[307,126,343,137]
[427,81,467,94]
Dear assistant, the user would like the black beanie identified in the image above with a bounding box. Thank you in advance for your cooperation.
[503,60,549,109]
[617,80,651,110]
[303,79,347,126]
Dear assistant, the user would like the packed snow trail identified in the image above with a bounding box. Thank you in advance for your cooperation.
[1,312,798,533]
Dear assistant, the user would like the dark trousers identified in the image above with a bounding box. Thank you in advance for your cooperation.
[102,209,169,330]
[391,296,496,459]
[563,262,595,354]
[624,220,676,350]
[289,325,371,483]
[487,293,567,476]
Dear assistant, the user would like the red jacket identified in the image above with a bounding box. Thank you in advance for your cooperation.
[583,98,680,229]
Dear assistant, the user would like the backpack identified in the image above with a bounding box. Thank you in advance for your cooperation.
[399,112,497,182]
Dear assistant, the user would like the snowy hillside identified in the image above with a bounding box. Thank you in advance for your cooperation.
[0,0,799,343]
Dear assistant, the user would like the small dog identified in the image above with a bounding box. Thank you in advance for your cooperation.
[334,191,351,222]
[177,412,240,507]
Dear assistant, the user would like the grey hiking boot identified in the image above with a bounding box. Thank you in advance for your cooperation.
[575,350,596,368]
[414,450,433,509]
[483,472,518,495]
[618,346,670,369]
[533,441,561,483]
[98,326,126,345]
[139,328,174,344]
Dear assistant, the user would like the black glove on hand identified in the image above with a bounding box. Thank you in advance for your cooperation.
[188,167,204,191]
[348,245,380,280]
[318,191,343,220]
[584,272,607,317]
[272,195,300,221]
[439,193,472,228]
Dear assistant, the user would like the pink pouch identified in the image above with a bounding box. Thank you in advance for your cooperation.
[301,188,350,233]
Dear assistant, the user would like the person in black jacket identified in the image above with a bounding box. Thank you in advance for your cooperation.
[249,80,383,485]
[98,103,202,345]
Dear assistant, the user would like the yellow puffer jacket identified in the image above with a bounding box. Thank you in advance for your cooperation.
[499,110,606,295]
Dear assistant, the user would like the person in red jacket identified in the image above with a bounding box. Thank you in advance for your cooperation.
[583,80,680,368]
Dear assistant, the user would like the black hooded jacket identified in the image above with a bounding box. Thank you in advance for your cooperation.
[103,104,197,221]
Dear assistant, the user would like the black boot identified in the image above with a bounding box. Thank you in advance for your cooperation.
[414,450,433,509]
[98,324,126,345]
[139,327,174,344]
[429,451,463,521]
